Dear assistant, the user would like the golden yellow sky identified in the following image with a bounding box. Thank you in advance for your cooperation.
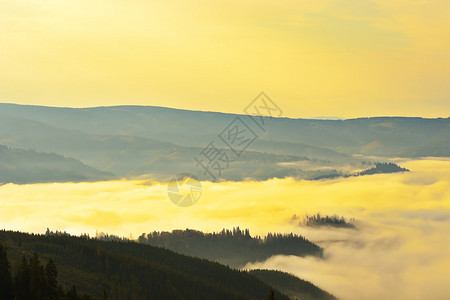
[0,0,449,118]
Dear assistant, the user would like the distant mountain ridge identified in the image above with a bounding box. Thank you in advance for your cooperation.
[1,103,447,157]
[0,103,447,183]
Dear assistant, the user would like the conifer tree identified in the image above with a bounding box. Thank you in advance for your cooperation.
[45,259,58,299]
[29,252,45,299]
[15,255,31,299]
[0,242,13,299]
[268,288,276,300]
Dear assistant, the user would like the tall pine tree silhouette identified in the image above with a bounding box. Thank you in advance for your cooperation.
[0,242,13,299]
[45,259,58,299]
[14,255,31,299]
[268,288,276,300]
[29,252,45,299]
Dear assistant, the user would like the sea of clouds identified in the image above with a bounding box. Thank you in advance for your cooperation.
[1,158,449,299]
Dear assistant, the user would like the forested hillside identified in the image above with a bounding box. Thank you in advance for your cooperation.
[137,228,322,267]
[0,243,94,299]
[1,230,291,300]
[357,162,409,176]
[249,270,337,300]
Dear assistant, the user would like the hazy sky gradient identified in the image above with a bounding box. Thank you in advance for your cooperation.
[0,0,449,117]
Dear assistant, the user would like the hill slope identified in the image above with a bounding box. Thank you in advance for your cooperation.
[1,230,290,300]
[0,145,114,184]
[139,228,323,268]
[249,269,337,300]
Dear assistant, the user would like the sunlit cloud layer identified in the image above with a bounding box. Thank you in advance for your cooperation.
[245,219,450,300]
[0,158,449,235]
[0,0,449,117]
[1,158,450,298]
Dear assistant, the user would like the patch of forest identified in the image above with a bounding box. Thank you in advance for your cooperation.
[1,230,290,300]
[357,162,409,176]
[0,242,97,299]
[295,214,356,229]
[136,227,323,267]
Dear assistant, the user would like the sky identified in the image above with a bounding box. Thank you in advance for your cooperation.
[1,158,449,299]
[0,0,449,118]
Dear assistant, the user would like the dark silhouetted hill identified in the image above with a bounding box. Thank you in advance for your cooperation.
[249,269,337,300]
[1,230,290,300]
[358,162,408,176]
[137,228,323,267]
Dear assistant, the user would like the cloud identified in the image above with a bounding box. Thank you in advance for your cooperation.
[244,219,450,300]
[1,158,449,298]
